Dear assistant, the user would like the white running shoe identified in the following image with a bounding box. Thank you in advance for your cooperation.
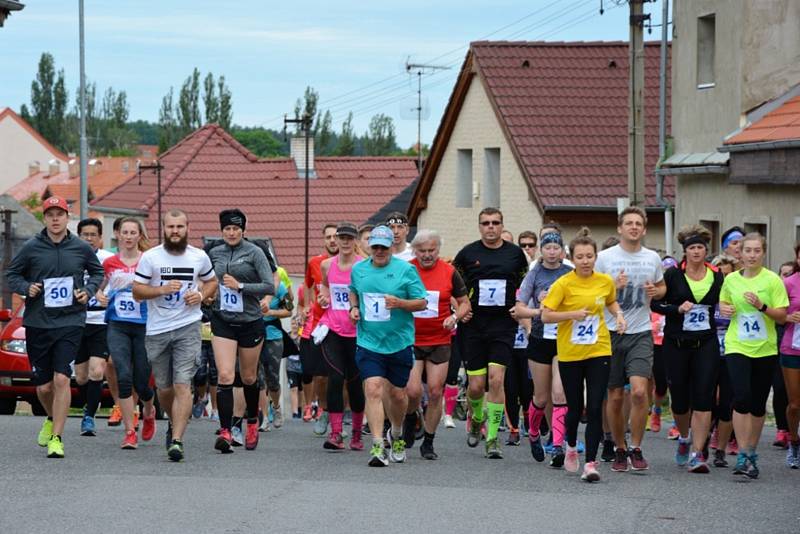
[443,415,456,429]
[581,461,600,482]
[565,445,580,473]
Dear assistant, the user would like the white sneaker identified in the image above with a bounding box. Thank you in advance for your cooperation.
[272,406,284,429]
[209,410,219,422]
[443,415,456,429]
[581,461,600,482]
[258,417,271,432]
[565,445,580,473]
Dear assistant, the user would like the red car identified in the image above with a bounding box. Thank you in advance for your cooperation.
[0,305,112,415]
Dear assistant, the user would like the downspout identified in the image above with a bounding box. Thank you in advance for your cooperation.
[656,0,672,257]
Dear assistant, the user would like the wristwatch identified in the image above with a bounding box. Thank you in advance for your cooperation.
[760,303,768,312]
[237,282,243,290]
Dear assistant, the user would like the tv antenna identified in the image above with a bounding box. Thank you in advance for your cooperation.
[405,59,450,175]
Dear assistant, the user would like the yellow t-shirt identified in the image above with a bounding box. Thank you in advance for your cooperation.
[541,271,616,362]
[686,267,714,302]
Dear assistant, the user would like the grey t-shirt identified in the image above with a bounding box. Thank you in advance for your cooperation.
[517,262,573,339]
[595,244,663,334]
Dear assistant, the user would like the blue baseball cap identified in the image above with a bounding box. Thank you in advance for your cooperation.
[368,225,394,248]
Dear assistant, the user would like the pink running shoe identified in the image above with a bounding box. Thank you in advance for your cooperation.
[581,461,600,482]
[564,446,580,473]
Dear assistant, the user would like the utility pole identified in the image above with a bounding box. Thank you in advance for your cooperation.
[405,61,449,175]
[656,0,673,256]
[137,161,164,243]
[284,113,313,270]
[79,0,88,219]
[628,0,649,207]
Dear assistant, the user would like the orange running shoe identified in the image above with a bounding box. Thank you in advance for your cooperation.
[141,413,156,442]
[302,404,313,422]
[108,405,122,427]
[667,425,680,440]
[121,430,138,449]
[649,411,662,433]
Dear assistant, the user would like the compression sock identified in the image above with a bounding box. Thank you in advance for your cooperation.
[243,383,260,420]
[469,395,485,423]
[444,385,458,416]
[552,404,567,447]
[486,402,504,442]
[85,379,103,417]
[528,401,546,439]
[217,384,233,429]
[351,411,364,434]
[78,383,88,411]
[329,412,343,435]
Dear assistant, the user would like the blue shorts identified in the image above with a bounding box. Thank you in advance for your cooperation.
[355,345,413,388]
[781,353,800,370]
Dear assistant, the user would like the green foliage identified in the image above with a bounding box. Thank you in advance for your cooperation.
[203,73,219,124]
[231,127,286,157]
[22,193,44,222]
[335,112,356,156]
[28,53,68,151]
[158,87,177,153]
[363,113,397,156]
[316,110,334,155]
[177,67,201,134]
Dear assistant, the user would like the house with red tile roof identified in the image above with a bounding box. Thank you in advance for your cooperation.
[658,1,800,268]
[91,124,419,275]
[408,41,671,257]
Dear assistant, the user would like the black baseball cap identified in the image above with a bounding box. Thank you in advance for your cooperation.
[336,222,358,238]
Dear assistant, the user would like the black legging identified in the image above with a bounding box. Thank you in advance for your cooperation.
[504,348,533,430]
[726,353,777,417]
[558,356,610,462]
[773,359,789,430]
[662,335,719,414]
[652,344,668,397]
[320,331,365,413]
[713,358,733,423]
[446,330,464,386]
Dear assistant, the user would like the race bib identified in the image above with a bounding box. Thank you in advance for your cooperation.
[220,285,243,313]
[159,282,185,309]
[330,284,350,311]
[543,322,558,340]
[363,293,390,322]
[737,312,767,341]
[114,290,142,319]
[683,304,710,332]
[514,325,529,349]
[413,290,440,319]
[791,326,800,350]
[478,279,506,306]
[44,277,74,308]
[571,315,600,345]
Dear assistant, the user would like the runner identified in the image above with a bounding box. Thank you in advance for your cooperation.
[710,254,736,466]
[206,209,274,453]
[74,218,114,436]
[105,217,124,427]
[595,206,666,472]
[317,222,366,451]
[719,232,788,478]
[348,225,427,466]
[517,231,538,265]
[655,225,724,473]
[358,224,374,257]
[780,243,800,468]
[515,230,573,465]
[385,212,414,261]
[720,226,745,269]
[406,229,471,459]
[540,228,626,482]
[648,256,678,436]
[99,217,157,449]
[6,196,104,458]
[262,279,291,429]
[132,209,218,462]
[452,208,529,459]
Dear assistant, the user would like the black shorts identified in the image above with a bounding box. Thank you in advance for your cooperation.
[76,323,109,364]
[26,326,83,385]
[526,337,558,365]
[461,314,515,373]
[299,337,327,377]
[210,313,264,348]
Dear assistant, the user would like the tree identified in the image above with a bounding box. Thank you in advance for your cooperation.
[203,73,219,124]
[293,86,318,134]
[363,113,397,156]
[218,76,232,130]
[158,87,177,153]
[335,112,356,156]
[177,67,201,135]
[28,53,68,150]
[316,110,333,155]
[231,127,284,157]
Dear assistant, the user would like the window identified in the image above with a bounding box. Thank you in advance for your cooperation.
[697,14,716,88]
[699,219,720,257]
[456,149,472,208]
[482,148,500,208]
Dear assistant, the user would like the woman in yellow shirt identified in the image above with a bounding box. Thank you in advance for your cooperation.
[541,229,626,482]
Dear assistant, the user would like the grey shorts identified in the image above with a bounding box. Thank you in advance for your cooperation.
[607,331,653,389]
[145,321,202,389]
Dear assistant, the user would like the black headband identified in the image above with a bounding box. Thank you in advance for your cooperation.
[682,234,708,250]
[386,216,407,226]
[220,209,246,231]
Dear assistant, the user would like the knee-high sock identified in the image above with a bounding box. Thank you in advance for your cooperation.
[243,383,260,421]
[528,401,546,439]
[552,404,568,447]
[486,402,504,442]
[85,379,103,417]
[329,411,343,435]
[444,385,458,416]
[217,384,233,430]
[351,411,364,434]
[469,395,485,423]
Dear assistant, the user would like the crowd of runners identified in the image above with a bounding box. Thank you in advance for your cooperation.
[6,196,800,482]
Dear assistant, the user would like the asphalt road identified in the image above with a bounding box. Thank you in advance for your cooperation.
[0,414,796,534]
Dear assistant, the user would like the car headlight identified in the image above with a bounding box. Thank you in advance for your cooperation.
[1,339,26,354]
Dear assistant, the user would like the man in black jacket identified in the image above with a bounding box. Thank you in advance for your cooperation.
[6,196,104,458]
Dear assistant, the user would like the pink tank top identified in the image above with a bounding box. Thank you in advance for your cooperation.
[319,255,362,337]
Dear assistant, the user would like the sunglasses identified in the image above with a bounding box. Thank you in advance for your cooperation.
[480,220,502,227]
[519,243,536,249]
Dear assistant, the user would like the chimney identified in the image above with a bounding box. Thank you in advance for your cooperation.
[290,136,316,178]
[68,159,79,179]
[48,159,60,177]
[28,161,40,176]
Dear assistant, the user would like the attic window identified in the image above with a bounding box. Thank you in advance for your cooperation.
[608,59,617,69]
[521,60,530,68]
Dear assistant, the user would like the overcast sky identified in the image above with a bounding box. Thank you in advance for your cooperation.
[2,0,668,147]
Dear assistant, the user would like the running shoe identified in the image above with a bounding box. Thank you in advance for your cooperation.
[649,411,661,433]
[302,404,313,422]
[167,440,184,462]
[773,429,789,449]
[386,429,407,463]
[726,438,739,456]
[543,438,555,456]
[601,439,615,462]
[675,438,691,466]
[192,399,205,419]
[467,419,482,448]
[667,425,680,440]
[231,425,244,447]
[485,438,503,459]
[688,452,709,473]
[314,411,329,436]
[80,414,96,436]
[539,418,549,438]
[273,407,284,429]
[258,416,270,433]
[732,452,749,475]
[611,448,630,472]
[141,414,156,442]
[121,430,138,450]
[443,414,456,429]
[324,432,345,450]
[745,453,759,479]
[245,420,259,450]
[108,405,122,426]
[629,447,649,471]
[350,430,364,451]
[38,418,53,447]
[165,422,173,451]
[505,430,520,446]
[46,435,64,458]
[710,427,719,450]
[576,440,585,454]
[369,442,388,467]
[209,410,219,422]
[498,414,507,432]
[713,449,728,468]
[420,440,438,460]
[786,442,800,469]
[581,461,600,482]
[215,429,234,454]
[549,445,565,468]
[529,435,545,462]
[564,446,579,473]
